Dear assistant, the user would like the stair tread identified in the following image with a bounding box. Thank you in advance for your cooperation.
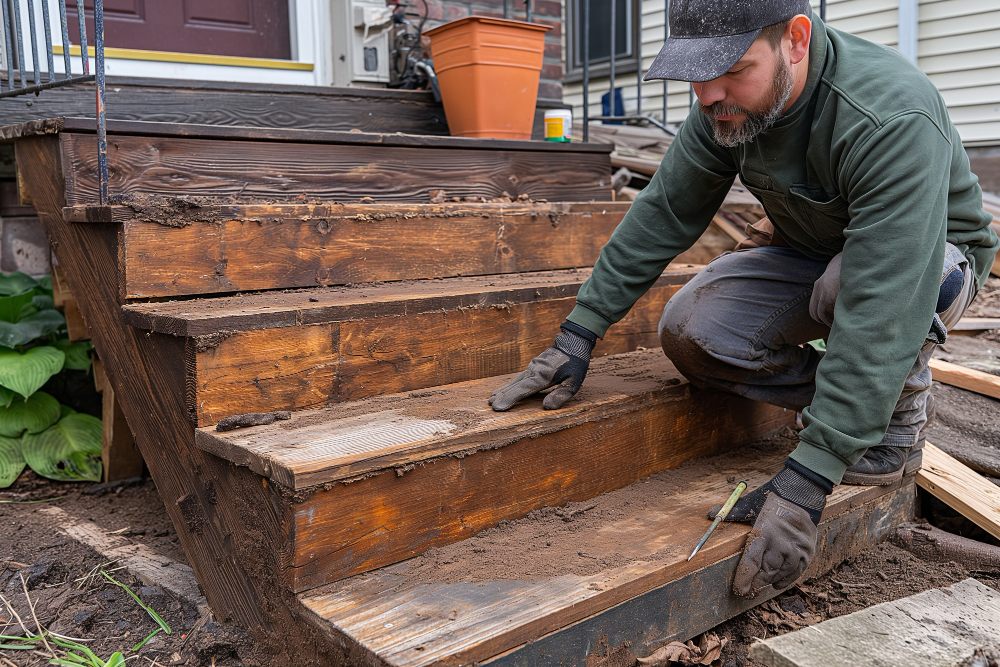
[195,349,697,490]
[3,117,614,153]
[298,443,908,667]
[123,266,701,337]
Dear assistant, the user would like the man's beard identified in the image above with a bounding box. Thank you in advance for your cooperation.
[701,56,795,147]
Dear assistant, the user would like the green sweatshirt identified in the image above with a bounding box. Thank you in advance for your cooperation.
[567,16,999,484]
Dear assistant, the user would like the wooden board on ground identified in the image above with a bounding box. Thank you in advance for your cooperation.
[929,358,1000,400]
[917,443,1000,541]
[951,316,1000,332]
[749,578,1000,667]
[94,359,143,483]
[108,202,630,298]
[124,267,699,425]
[298,446,915,667]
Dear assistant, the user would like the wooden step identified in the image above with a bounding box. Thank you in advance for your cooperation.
[297,446,916,666]
[5,118,611,209]
[194,349,792,592]
[98,200,631,298]
[122,266,701,426]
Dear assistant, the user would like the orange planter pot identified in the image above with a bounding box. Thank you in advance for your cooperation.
[426,17,550,140]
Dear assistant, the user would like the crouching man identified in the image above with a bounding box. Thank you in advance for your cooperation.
[489,0,998,597]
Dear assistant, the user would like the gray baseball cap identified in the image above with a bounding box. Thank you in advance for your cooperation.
[644,0,808,82]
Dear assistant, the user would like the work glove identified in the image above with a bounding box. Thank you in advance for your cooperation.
[489,321,597,411]
[708,459,833,598]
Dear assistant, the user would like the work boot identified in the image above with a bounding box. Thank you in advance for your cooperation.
[841,396,933,486]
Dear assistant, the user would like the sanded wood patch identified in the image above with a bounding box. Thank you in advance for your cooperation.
[117,202,629,298]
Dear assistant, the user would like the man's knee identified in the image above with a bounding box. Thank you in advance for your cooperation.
[659,289,727,379]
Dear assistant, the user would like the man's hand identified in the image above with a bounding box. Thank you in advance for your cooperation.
[489,321,597,411]
[708,459,832,598]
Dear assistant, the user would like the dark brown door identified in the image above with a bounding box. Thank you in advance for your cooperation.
[69,0,291,60]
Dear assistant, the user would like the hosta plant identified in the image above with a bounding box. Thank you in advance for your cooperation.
[0,271,101,487]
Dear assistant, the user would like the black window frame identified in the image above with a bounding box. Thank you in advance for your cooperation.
[564,0,642,83]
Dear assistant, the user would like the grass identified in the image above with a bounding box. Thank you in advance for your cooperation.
[0,568,173,665]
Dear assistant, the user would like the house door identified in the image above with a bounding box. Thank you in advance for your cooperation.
[68,0,292,60]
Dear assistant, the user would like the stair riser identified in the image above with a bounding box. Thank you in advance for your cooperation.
[187,283,683,426]
[282,395,791,593]
[119,203,627,298]
[60,132,612,209]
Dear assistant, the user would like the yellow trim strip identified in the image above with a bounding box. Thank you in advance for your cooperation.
[54,45,314,71]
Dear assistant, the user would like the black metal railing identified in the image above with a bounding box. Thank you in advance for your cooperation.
[578,0,827,142]
[1,0,107,203]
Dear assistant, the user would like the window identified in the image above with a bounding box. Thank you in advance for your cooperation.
[566,0,640,81]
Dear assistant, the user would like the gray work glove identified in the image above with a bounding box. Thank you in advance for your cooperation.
[489,321,597,411]
[708,459,832,598]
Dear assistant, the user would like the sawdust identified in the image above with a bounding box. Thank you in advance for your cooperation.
[936,335,1000,376]
[393,429,796,584]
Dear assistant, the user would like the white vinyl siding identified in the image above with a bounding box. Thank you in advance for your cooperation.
[562,0,999,144]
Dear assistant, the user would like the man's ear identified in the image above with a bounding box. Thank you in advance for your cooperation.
[786,15,811,64]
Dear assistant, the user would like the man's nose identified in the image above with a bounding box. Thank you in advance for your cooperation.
[692,78,727,107]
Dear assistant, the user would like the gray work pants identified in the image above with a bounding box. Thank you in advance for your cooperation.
[658,243,976,450]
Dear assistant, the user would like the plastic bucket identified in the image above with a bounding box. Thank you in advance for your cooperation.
[426,17,550,140]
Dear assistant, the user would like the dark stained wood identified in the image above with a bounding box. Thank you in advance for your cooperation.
[11,117,610,153]
[94,358,143,483]
[15,134,359,665]
[53,131,611,209]
[297,453,915,666]
[0,77,569,138]
[114,203,628,298]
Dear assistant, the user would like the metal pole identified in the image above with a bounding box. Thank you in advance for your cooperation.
[635,0,641,117]
[503,0,508,19]
[12,0,26,87]
[75,0,87,75]
[525,0,530,22]
[26,0,39,85]
[95,0,107,205]
[609,0,616,117]
[820,0,826,21]
[2,0,14,91]
[41,0,52,81]
[582,0,589,142]
[58,0,70,77]
[662,0,667,124]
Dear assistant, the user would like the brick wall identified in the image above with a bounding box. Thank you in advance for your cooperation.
[421,0,564,102]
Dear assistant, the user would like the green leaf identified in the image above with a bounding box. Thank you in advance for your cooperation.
[52,339,93,371]
[38,274,53,292]
[0,292,33,323]
[0,346,66,397]
[100,571,172,635]
[106,652,125,667]
[0,309,67,348]
[0,391,62,437]
[22,412,102,483]
[132,628,162,652]
[31,294,55,311]
[0,272,39,296]
[0,385,14,409]
[0,435,26,489]
[60,403,77,418]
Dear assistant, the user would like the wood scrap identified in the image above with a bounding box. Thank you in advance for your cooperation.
[929,358,1000,401]
[916,443,1000,541]
[952,317,1000,332]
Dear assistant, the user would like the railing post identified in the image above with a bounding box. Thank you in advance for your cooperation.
[76,0,88,75]
[95,0,107,205]
[27,0,40,85]
[662,0,667,125]
[13,0,27,88]
[2,0,14,91]
[609,0,615,116]
[42,0,53,81]
[58,0,71,79]
[635,0,641,118]
[820,0,826,21]
[582,0,589,142]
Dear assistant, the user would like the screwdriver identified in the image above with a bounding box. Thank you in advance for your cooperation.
[687,480,748,562]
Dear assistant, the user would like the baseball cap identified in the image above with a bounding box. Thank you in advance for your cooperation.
[644,0,808,82]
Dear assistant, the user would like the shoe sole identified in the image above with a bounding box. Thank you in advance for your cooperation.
[841,447,923,487]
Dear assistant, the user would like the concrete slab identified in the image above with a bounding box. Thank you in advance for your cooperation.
[750,578,1000,667]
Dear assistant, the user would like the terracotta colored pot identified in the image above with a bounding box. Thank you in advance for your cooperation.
[426,17,550,140]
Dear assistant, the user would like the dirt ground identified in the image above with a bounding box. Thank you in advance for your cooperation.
[2,280,999,667]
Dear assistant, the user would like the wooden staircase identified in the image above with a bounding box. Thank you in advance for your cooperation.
[6,116,916,665]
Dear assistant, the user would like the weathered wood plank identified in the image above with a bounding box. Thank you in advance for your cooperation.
[917,443,1000,541]
[137,268,697,426]
[929,358,1000,400]
[94,358,143,483]
[15,133,359,665]
[116,202,629,298]
[298,454,915,667]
